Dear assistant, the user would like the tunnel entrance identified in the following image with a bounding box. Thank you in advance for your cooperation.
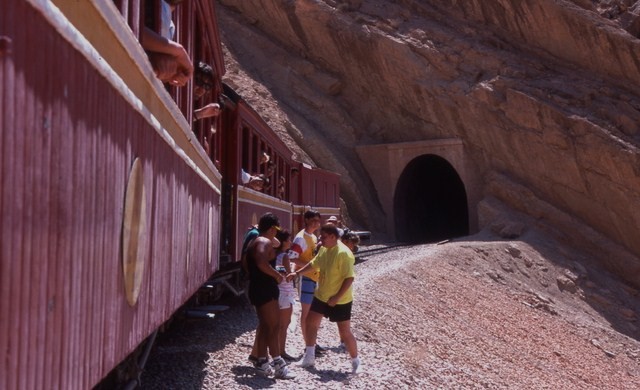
[394,154,469,243]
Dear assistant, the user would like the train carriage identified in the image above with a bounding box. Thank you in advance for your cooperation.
[292,162,341,233]
[218,88,296,262]
[1,1,225,388]
[1,1,341,388]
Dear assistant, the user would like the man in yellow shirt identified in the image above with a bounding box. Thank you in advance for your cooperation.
[288,224,362,374]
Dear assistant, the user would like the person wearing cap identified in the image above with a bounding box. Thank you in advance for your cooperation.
[326,216,344,237]
[245,213,294,379]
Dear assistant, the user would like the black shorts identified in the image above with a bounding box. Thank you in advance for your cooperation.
[248,282,279,308]
[310,297,352,322]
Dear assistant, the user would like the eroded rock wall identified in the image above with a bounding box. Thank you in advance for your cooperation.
[217,0,640,285]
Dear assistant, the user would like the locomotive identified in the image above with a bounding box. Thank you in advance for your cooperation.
[0,1,339,388]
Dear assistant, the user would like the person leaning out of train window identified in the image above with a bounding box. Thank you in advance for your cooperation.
[141,0,193,86]
[260,151,270,166]
[241,169,266,191]
[277,176,286,200]
[264,161,276,177]
[192,62,222,122]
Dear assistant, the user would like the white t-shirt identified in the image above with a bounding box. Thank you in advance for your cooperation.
[276,252,295,294]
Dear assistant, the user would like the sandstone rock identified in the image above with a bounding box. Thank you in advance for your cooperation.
[218,0,640,288]
[557,275,578,293]
[564,269,580,282]
[487,270,506,284]
[620,307,637,320]
[523,257,533,268]
[588,292,613,307]
[505,246,522,258]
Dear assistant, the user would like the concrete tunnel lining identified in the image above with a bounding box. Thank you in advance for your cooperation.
[356,139,479,240]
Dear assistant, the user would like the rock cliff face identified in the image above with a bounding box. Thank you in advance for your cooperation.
[216,0,640,286]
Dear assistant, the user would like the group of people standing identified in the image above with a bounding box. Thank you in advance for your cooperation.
[242,211,362,379]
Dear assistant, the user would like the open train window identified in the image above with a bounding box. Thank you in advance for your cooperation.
[112,0,143,39]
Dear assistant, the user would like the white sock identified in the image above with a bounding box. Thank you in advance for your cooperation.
[305,346,315,356]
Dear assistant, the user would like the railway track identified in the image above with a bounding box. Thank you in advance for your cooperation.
[354,243,412,263]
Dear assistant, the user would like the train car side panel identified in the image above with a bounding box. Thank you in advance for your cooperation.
[1,2,221,388]
[292,163,341,225]
[236,187,293,256]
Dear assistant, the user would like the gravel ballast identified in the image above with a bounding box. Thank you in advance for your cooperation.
[140,232,640,389]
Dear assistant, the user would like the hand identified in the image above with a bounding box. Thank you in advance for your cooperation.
[149,52,178,82]
[286,272,297,282]
[169,69,190,87]
[149,53,190,87]
[327,296,338,307]
[194,103,221,120]
[169,41,193,80]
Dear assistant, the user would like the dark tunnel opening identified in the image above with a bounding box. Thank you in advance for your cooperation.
[393,154,469,244]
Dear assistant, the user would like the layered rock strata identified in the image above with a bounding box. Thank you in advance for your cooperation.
[217,0,640,286]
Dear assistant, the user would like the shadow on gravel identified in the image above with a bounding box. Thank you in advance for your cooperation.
[230,366,276,388]
[299,367,353,385]
[227,366,354,388]
[139,293,257,389]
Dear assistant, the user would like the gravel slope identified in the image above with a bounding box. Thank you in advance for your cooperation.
[140,230,640,389]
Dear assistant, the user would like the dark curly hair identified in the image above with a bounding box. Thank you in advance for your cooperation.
[194,61,214,89]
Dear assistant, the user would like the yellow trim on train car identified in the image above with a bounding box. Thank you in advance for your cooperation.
[238,187,292,213]
[292,205,307,214]
[291,205,340,216]
[314,207,341,216]
[44,0,220,192]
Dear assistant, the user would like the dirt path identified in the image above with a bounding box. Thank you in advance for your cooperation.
[140,230,640,389]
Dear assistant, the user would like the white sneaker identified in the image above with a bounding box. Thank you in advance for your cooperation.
[255,359,274,376]
[273,359,296,380]
[351,357,362,374]
[299,352,315,368]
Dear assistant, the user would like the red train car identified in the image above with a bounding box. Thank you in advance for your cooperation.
[292,162,341,233]
[1,1,225,388]
[1,1,341,388]
[219,91,295,261]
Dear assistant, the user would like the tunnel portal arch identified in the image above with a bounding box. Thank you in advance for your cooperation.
[394,154,469,243]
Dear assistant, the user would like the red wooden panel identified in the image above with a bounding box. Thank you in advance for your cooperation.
[2,1,222,388]
[235,189,293,259]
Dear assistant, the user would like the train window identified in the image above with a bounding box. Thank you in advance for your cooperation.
[313,179,317,205]
[242,126,250,171]
[112,0,143,38]
[252,134,260,173]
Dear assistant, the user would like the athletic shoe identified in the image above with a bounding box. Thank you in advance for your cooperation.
[315,343,328,352]
[282,352,300,362]
[272,357,296,379]
[255,359,274,377]
[299,352,315,368]
[351,357,362,374]
[248,355,258,364]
